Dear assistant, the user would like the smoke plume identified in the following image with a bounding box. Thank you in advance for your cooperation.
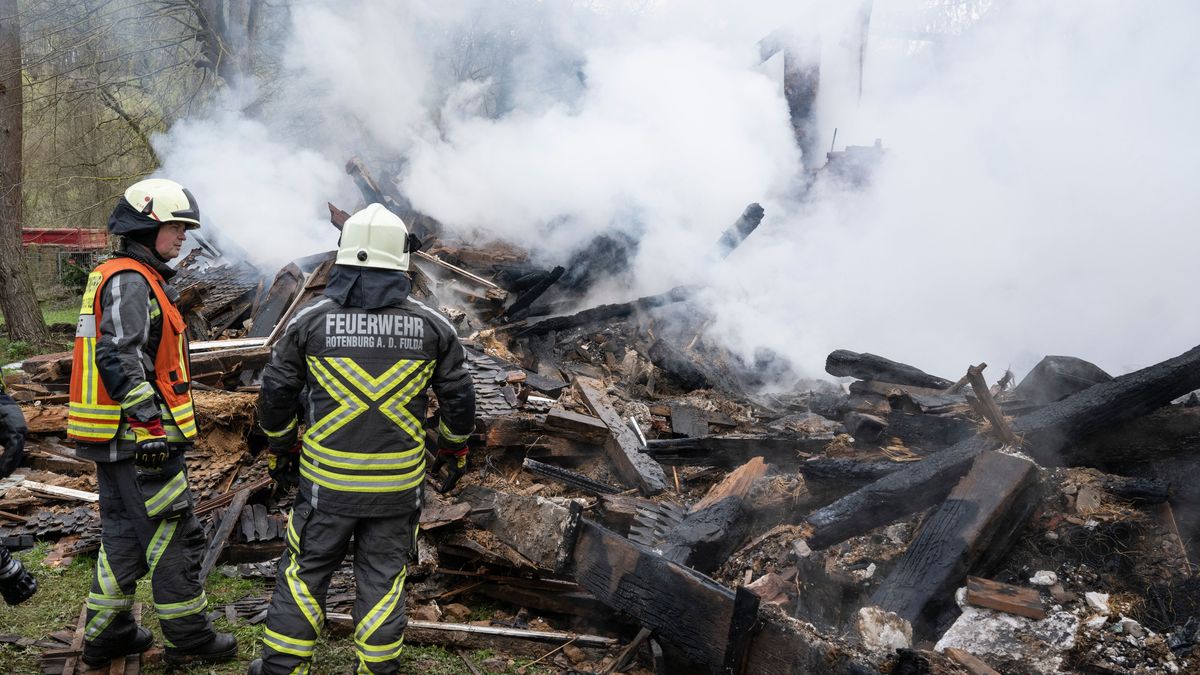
[151,0,1200,382]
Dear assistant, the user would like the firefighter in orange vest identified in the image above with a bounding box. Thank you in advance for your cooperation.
[67,179,237,669]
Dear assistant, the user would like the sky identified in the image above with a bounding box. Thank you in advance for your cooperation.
[152,0,1200,382]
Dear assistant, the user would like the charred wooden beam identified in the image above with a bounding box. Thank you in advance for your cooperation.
[576,377,669,496]
[522,458,620,496]
[1102,476,1170,504]
[804,342,1200,550]
[501,265,564,322]
[868,451,1041,632]
[517,286,696,337]
[884,411,975,452]
[715,203,765,258]
[658,458,769,573]
[966,365,1019,446]
[648,339,712,391]
[544,408,610,445]
[825,350,954,390]
[796,457,906,482]
[644,435,834,470]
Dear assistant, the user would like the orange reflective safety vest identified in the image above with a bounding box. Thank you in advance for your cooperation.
[67,257,197,444]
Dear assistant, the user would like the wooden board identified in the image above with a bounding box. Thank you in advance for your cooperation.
[544,408,610,445]
[964,576,1046,620]
[575,377,668,495]
[645,435,834,470]
[869,451,1040,630]
[570,520,735,671]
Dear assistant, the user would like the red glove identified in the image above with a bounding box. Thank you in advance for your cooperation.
[129,418,169,469]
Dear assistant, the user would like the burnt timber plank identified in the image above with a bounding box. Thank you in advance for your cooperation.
[522,458,620,496]
[544,408,610,444]
[868,451,1040,629]
[964,576,1046,620]
[459,488,871,674]
[570,519,735,670]
[644,435,833,470]
[659,458,769,573]
[826,350,954,389]
[517,286,696,337]
[575,377,668,495]
[805,342,1200,549]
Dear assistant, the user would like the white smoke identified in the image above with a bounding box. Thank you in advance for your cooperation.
[151,0,1200,381]
[152,107,350,269]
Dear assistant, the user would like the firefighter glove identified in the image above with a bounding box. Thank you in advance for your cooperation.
[432,434,468,494]
[130,418,169,469]
[267,442,301,494]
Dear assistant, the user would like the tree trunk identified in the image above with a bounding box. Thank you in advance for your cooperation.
[0,0,48,344]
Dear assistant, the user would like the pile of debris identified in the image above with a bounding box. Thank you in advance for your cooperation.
[6,158,1200,674]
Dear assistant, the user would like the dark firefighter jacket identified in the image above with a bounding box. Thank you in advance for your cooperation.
[258,265,476,515]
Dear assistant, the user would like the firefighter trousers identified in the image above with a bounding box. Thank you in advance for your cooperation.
[84,455,216,650]
[259,493,421,675]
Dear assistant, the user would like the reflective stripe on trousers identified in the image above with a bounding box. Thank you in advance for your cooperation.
[259,491,421,675]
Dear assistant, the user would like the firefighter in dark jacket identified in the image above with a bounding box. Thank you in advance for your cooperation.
[249,203,476,675]
[67,179,237,668]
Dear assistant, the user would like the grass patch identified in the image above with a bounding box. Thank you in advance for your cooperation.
[0,543,96,673]
[0,548,559,674]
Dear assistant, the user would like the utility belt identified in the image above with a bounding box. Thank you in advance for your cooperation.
[136,452,193,521]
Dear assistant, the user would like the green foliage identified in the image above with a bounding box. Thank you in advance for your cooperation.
[0,338,36,362]
[60,260,90,291]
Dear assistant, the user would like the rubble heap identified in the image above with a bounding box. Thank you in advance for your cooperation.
[6,159,1200,674]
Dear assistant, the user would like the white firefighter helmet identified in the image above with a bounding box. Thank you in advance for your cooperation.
[337,203,411,271]
[120,178,201,230]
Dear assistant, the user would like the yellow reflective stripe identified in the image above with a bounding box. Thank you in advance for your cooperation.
[302,438,423,470]
[69,402,122,416]
[327,357,423,401]
[156,592,208,620]
[306,357,369,441]
[144,471,189,517]
[96,546,120,596]
[438,418,470,444]
[299,459,425,494]
[149,300,161,320]
[263,628,315,658]
[283,509,297,552]
[355,634,404,662]
[86,594,134,611]
[147,520,178,574]
[167,400,197,439]
[85,610,117,640]
[285,554,323,632]
[356,566,407,643]
[121,381,155,409]
[264,417,299,438]
[379,362,434,444]
[83,336,96,405]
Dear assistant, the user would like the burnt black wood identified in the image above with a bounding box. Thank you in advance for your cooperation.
[868,451,1040,633]
[644,435,834,469]
[825,350,954,389]
[518,286,696,337]
[806,343,1200,549]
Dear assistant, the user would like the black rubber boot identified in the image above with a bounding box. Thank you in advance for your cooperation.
[164,632,238,667]
[81,626,154,667]
[246,658,264,675]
